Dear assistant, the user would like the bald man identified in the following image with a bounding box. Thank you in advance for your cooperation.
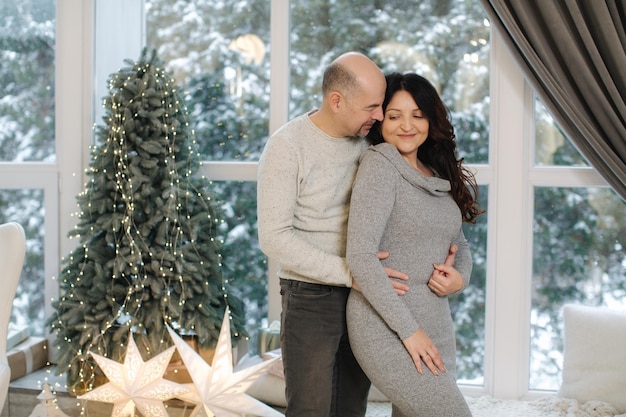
[257,52,407,417]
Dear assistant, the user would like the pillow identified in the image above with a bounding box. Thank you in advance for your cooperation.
[246,373,287,408]
[558,304,626,412]
[242,354,389,407]
[237,354,287,407]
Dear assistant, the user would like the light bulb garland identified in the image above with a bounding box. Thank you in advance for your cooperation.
[47,49,248,398]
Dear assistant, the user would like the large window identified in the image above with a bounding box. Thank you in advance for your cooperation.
[145,0,272,353]
[0,0,56,337]
[529,99,626,390]
[2,0,622,400]
[145,0,271,163]
[142,0,490,373]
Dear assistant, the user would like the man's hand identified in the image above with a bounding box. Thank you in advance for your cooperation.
[378,251,409,296]
[428,243,463,296]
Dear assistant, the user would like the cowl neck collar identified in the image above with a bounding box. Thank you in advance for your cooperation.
[366,142,451,196]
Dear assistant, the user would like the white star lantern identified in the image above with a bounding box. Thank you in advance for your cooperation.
[78,334,190,417]
[167,308,284,417]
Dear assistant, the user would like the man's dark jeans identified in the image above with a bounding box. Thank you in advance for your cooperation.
[280,278,371,417]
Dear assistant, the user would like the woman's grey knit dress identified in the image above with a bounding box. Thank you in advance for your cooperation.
[346,143,472,417]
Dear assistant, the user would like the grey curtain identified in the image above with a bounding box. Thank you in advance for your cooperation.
[480,0,626,201]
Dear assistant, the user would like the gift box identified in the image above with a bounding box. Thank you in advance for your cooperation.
[262,348,284,379]
[164,335,218,383]
[257,321,281,355]
[162,334,241,383]
[7,336,48,381]
[7,324,31,351]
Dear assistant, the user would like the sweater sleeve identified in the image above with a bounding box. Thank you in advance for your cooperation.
[452,227,473,292]
[346,151,420,340]
[257,135,352,287]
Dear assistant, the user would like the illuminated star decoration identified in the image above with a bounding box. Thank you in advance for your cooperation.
[78,333,190,417]
[167,308,284,417]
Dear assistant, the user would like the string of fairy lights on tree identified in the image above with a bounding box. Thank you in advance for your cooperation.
[47,49,247,396]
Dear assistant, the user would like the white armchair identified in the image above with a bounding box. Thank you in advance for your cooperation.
[0,222,26,411]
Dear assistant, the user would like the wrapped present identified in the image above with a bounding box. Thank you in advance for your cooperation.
[262,348,284,379]
[164,335,217,383]
[7,324,31,351]
[257,320,281,355]
[163,334,241,383]
[8,336,48,381]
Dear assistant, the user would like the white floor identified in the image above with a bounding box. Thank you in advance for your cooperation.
[366,396,624,417]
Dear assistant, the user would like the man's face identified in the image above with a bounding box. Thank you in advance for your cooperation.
[341,79,386,138]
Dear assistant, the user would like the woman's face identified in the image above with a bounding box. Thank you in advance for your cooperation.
[380,90,429,165]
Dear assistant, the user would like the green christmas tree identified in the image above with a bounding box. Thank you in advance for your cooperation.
[47,49,247,393]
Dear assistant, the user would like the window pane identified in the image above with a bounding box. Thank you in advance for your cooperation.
[0,0,55,162]
[145,0,271,348]
[0,189,46,336]
[145,0,270,161]
[0,0,54,341]
[144,0,490,365]
[288,0,490,384]
[456,185,488,385]
[212,180,267,355]
[289,0,490,164]
[534,98,588,167]
[531,187,626,390]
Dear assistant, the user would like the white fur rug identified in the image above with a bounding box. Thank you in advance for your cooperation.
[365,396,625,417]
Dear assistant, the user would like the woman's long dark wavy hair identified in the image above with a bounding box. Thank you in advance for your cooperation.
[367,72,484,223]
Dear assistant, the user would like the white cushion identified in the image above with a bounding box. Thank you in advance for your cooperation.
[246,373,287,407]
[558,304,626,412]
[241,354,389,407]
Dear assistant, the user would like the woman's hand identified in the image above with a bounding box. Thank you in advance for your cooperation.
[428,243,463,296]
[402,328,446,376]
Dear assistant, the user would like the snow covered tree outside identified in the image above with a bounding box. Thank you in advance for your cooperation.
[142,0,626,389]
[529,100,626,389]
[0,0,54,337]
[144,0,494,381]
[1,0,625,392]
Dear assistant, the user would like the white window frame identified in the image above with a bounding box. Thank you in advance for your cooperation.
[50,0,613,399]
[0,164,58,334]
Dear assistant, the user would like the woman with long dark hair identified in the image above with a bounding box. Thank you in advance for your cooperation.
[346,72,482,416]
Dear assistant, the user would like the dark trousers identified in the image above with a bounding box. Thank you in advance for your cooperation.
[280,278,371,417]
